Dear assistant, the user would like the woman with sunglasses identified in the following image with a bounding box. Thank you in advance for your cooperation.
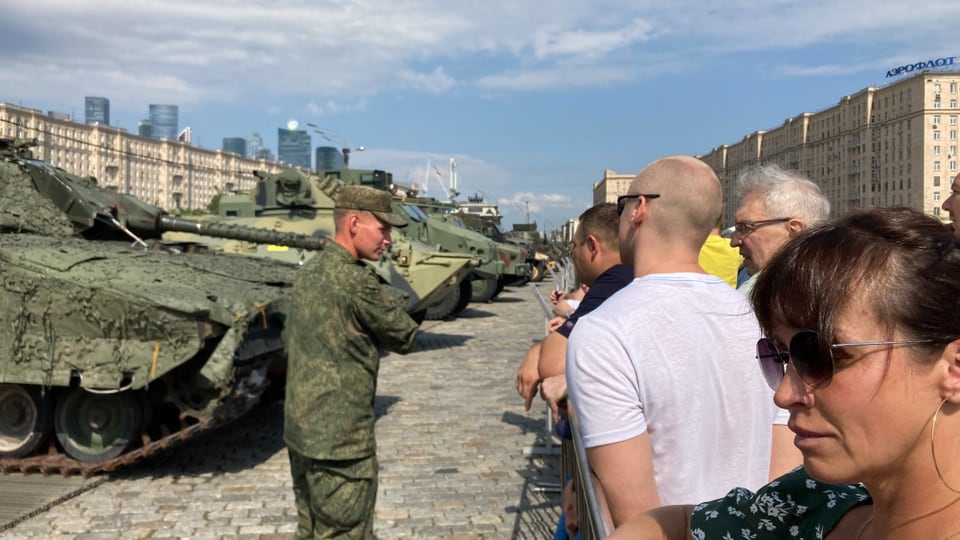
[607,206,960,539]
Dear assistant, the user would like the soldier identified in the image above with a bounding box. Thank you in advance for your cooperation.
[284,185,419,539]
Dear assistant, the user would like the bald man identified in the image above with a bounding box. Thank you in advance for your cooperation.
[566,156,781,528]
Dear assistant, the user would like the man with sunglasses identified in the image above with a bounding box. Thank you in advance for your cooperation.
[566,156,787,529]
[730,163,830,297]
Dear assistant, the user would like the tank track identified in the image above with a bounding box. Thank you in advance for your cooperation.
[0,361,273,477]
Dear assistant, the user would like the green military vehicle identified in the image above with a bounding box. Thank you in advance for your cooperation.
[0,138,308,474]
[407,196,533,291]
[323,168,513,303]
[166,169,478,321]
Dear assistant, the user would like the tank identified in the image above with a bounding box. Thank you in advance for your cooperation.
[324,169,511,303]
[164,168,478,321]
[0,138,314,474]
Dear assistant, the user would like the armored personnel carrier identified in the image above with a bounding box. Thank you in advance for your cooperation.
[323,169,512,303]
[0,138,319,474]
[164,168,478,321]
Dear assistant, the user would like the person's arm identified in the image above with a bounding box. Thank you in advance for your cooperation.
[769,424,803,480]
[586,432,661,528]
[516,343,542,411]
[538,331,568,380]
[356,273,419,353]
[604,505,695,540]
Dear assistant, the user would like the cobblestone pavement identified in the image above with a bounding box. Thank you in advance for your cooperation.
[4,282,562,539]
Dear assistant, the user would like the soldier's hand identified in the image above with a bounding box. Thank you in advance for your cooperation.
[515,345,541,411]
[546,316,566,333]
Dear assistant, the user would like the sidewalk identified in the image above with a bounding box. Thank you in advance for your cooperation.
[3,283,561,539]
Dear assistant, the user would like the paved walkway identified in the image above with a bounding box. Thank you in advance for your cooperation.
[4,282,562,539]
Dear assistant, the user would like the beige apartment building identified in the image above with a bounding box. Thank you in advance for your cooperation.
[592,70,960,228]
[0,102,290,211]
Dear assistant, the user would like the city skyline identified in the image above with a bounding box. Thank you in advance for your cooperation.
[2,1,958,228]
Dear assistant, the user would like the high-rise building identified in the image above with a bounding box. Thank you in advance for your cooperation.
[223,137,247,157]
[138,119,153,138]
[315,146,344,171]
[246,132,264,160]
[278,125,311,169]
[85,96,110,125]
[148,104,178,140]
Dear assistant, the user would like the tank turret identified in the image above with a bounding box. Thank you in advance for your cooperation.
[0,138,297,474]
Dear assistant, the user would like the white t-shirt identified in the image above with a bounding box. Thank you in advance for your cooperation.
[567,272,779,504]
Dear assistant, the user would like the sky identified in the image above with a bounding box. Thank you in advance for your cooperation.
[2,0,958,232]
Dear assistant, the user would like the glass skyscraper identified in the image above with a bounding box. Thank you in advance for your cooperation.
[85,96,109,125]
[148,104,178,140]
[315,146,344,172]
[278,128,311,169]
[223,137,247,156]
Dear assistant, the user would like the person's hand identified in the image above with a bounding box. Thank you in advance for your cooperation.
[540,374,568,418]
[552,299,575,319]
[546,316,566,333]
[515,345,541,411]
[550,289,566,304]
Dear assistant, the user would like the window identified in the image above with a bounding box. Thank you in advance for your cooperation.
[935,83,942,93]
[953,99,958,108]
[953,161,958,171]
[935,176,942,187]
[935,146,942,155]
[935,115,942,124]
[935,131,942,140]
[935,101,942,109]
[953,82,958,94]
[953,130,958,140]
[952,145,958,156]
[935,192,942,201]
[935,161,942,171]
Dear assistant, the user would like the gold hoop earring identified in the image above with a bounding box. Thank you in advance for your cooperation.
[931,397,960,494]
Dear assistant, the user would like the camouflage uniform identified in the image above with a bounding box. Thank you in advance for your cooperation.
[284,186,418,539]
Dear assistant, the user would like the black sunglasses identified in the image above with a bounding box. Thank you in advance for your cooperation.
[616,193,661,216]
[756,331,943,391]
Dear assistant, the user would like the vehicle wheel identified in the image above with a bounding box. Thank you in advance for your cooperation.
[424,285,461,320]
[0,384,52,458]
[451,278,473,316]
[491,278,506,299]
[471,277,499,303]
[54,389,141,462]
[532,262,547,283]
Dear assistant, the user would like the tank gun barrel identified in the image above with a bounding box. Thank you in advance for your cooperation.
[158,215,328,251]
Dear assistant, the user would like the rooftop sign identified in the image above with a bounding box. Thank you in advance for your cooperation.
[886,56,957,78]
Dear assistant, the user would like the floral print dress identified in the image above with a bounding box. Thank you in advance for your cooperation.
[689,467,871,539]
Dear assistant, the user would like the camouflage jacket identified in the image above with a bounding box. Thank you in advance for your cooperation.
[283,242,418,460]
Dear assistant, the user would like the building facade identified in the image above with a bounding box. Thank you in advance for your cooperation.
[148,104,178,141]
[278,127,311,169]
[698,70,960,227]
[591,169,636,205]
[84,96,109,125]
[1,102,291,210]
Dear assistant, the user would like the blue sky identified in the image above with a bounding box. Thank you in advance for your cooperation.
[1,0,957,231]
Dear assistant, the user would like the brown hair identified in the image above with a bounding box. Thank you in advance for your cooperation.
[578,202,619,249]
[752,206,960,358]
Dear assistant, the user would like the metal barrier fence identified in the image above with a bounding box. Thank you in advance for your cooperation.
[564,408,610,539]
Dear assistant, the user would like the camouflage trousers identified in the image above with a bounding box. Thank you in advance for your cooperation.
[288,449,378,540]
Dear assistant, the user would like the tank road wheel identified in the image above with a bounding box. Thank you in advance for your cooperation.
[491,278,506,299]
[424,286,461,321]
[0,384,52,458]
[54,389,142,462]
[471,277,499,303]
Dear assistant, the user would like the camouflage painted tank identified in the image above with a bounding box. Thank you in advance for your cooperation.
[164,168,478,320]
[0,138,317,474]
[324,169,510,303]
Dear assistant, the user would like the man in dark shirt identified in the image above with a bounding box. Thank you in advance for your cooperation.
[284,185,419,539]
[515,202,632,410]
